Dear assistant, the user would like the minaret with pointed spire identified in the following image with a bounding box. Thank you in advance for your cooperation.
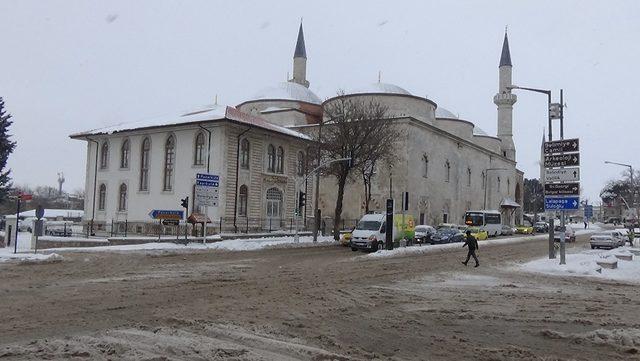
[290,22,309,88]
[494,30,517,161]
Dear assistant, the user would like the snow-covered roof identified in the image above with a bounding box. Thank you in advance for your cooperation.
[500,198,521,208]
[351,82,412,96]
[71,105,311,141]
[261,106,293,113]
[250,82,322,104]
[18,209,84,219]
[71,104,228,137]
[435,107,457,119]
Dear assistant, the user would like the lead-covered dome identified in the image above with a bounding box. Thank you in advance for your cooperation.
[250,82,321,105]
[435,107,457,119]
[350,82,412,96]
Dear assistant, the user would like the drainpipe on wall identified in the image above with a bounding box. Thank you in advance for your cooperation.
[233,126,252,233]
[87,138,99,237]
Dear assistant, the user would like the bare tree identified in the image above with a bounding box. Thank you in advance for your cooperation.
[320,94,400,240]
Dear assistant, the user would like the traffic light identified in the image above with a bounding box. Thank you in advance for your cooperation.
[180,196,189,209]
[298,192,306,209]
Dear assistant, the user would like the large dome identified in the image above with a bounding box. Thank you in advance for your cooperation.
[250,82,321,105]
[351,82,412,96]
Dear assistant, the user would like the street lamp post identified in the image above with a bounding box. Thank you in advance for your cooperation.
[605,161,637,226]
[508,84,557,260]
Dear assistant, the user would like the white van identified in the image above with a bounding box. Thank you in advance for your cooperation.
[350,213,391,252]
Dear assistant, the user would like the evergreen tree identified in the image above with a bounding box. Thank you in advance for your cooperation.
[0,97,17,202]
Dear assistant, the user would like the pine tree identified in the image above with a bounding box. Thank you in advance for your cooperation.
[0,97,16,202]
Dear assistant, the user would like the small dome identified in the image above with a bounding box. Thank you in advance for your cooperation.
[250,82,321,104]
[435,107,458,119]
[351,82,412,96]
[473,126,489,136]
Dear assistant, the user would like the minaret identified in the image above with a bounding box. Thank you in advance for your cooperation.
[289,22,309,88]
[493,31,517,161]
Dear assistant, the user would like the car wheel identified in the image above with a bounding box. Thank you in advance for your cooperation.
[351,247,358,252]
[591,245,595,249]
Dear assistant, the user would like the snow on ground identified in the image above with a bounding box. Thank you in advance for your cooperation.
[15,235,337,254]
[0,248,63,263]
[518,246,640,284]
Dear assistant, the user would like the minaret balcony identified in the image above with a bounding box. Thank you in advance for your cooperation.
[493,92,517,106]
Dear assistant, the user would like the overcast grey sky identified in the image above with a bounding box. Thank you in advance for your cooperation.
[1,0,638,203]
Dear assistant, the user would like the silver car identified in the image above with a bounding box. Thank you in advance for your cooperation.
[553,226,576,242]
[590,231,624,249]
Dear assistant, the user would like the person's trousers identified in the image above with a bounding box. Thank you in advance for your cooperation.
[465,249,479,265]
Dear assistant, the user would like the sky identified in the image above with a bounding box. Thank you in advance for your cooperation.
[0,0,639,203]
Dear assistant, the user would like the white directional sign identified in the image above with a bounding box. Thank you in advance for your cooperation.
[544,168,580,183]
[195,173,220,207]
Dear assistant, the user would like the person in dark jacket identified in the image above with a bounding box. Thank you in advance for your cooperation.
[462,230,479,267]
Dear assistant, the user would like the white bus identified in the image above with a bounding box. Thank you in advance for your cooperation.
[464,210,502,237]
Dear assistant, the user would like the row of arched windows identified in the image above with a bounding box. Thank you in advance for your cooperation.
[97,183,128,212]
[239,138,306,176]
[99,132,208,192]
[422,155,511,194]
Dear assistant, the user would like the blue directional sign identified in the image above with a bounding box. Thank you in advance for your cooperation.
[148,209,184,220]
[584,205,594,218]
[196,180,219,187]
[196,173,219,181]
[544,197,579,211]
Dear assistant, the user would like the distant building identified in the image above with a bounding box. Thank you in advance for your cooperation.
[71,24,524,233]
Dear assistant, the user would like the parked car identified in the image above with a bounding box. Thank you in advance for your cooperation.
[515,225,534,234]
[339,231,352,247]
[436,223,459,230]
[430,228,465,244]
[590,231,625,249]
[414,225,436,244]
[500,224,514,236]
[553,225,576,242]
[604,217,621,224]
[534,222,549,233]
[466,227,488,240]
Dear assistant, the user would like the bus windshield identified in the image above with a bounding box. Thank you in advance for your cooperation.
[465,213,484,226]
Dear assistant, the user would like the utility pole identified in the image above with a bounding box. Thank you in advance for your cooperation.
[312,121,323,243]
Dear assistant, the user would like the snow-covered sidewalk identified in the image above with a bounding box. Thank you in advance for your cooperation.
[0,235,337,261]
[518,246,640,284]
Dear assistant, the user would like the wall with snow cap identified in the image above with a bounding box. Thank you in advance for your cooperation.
[323,93,436,125]
[434,118,475,142]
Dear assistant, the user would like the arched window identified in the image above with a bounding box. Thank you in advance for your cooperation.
[194,132,205,166]
[240,138,250,169]
[507,178,511,195]
[163,135,176,191]
[467,168,471,187]
[297,151,305,176]
[267,144,276,172]
[497,177,501,191]
[139,137,150,191]
[118,183,127,211]
[445,161,451,182]
[100,142,109,169]
[423,154,429,177]
[98,184,106,210]
[120,139,130,169]
[239,185,248,216]
[481,171,486,189]
[276,146,284,173]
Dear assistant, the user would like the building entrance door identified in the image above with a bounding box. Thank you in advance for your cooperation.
[265,187,283,230]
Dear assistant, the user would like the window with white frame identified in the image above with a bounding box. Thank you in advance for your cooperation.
[163,135,175,191]
[267,144,276,172]
[100,142,109,169]
[139,137,150,191]
[118,183,127,211]
[240,138,250,169]
[276,146,284,174]
[98,184,106,210]
[194,132,205,166]
[120,139,130,169]
[297,151,305,176]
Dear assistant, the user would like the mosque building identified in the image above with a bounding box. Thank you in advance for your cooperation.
[71,24,523,233]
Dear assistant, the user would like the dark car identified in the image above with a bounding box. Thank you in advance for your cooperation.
[430,228,465,244]
[534,222,549,233]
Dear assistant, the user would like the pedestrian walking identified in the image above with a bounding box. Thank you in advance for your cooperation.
[628,228,635,247]
[462,230,479,267]
[584,221,588,229]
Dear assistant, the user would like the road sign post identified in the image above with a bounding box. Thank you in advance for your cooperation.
[196,173,220,244]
